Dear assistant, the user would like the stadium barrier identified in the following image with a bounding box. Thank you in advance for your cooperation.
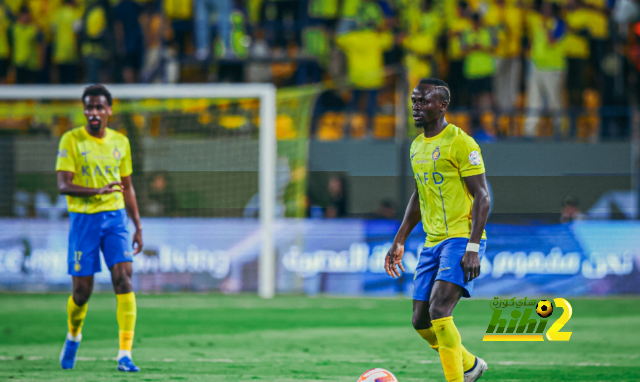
[0,218,638,296]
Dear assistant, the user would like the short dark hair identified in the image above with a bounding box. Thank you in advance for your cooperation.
[82,84,112,106]
[419,78,450,104]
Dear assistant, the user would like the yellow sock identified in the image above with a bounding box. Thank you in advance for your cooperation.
[461,345,476,372]
[67,296,88,337]
[416,327,440,352]
[116,292,137,351]
[431,317,463,382]
[416,327,476,371]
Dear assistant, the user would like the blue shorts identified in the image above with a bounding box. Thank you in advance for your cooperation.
[68,209,132,277]
[413,238,486,301]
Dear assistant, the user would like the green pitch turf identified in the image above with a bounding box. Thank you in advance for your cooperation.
[0,294,639,381]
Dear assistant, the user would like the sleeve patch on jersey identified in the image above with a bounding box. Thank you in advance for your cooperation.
[469,150,482,166]
[58,149,68,158]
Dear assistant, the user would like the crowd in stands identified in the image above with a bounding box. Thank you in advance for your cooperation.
[0,0,639,139]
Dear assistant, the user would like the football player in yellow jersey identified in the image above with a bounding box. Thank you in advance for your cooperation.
[385,79,490,382]
[56,85,142,372]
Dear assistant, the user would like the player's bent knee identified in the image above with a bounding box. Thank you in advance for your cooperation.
[112,276,132,294]
[72,289,92,306]
[412,312,431,330]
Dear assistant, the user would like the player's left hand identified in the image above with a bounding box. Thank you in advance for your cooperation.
[132,229,143,255]
[460,251,480,284]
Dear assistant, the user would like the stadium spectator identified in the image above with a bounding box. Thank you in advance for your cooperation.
[114,0,144,84]
[600,42,630,139]
[51,0,81,84]
[462,13,496,117]
[583,0,611,95]
[490,0,523,114]
[401,0,442,88]
[12,6,44,84]
[259,0,302,50]
[524,2,567,138]
[446,1,472,108]
[564,0,591,109]
[81,0,114,84]
[560,195,582,223]
[354,0,386,32]
[194,0,231,61]
[164,0,193,57]
[218,2,250,83]
[375,199,396,220]
[336,18,394,138]
[325,176,347,218]
[146,172,177,217]
[139,0,170,83]
[302,0,338,81]
[0,2,12,84]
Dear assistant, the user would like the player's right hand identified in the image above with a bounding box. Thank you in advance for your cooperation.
[98,181,123,195]
[385,242,406,279]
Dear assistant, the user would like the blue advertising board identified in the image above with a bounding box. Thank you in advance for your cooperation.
[0,218,638,296]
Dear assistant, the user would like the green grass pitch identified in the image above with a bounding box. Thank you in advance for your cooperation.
[0,294,639,381]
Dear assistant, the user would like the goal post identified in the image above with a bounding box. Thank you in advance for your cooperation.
[0,84,278,299]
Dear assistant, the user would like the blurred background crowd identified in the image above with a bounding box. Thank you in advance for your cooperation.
[0,0,639,141]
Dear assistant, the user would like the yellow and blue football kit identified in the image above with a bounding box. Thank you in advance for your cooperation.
[410,124,487,299]
[56,126,133,277]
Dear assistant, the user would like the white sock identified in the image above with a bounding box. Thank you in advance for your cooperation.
[67,332,82,342]
[117,350,132,361]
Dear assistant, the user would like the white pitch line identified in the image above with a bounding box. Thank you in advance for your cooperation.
[195,358,233,363]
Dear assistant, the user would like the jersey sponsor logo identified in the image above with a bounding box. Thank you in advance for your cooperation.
[469,150,482,166]
[58,149,68,158]
[82,165,119,177]
[432,146,440,161]
[416,171,444,185]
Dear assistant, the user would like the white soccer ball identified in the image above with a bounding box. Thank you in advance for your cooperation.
[357,368,399,382]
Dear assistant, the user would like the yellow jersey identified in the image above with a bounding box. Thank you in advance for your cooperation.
[410,124,487,247]
[335,30,393,89]
[56,126,133,214]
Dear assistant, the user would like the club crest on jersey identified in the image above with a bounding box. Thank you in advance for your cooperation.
[113,147,121,160]
[469,150,482,166]
[432,146,441,161]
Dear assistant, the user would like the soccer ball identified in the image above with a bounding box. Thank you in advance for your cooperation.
[357,368,398,382]
[536,300,553,318]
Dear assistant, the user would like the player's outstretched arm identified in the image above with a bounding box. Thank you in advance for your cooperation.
[460,173,491,283]
[385,182,421,278]
[121,176,143,255]
[57,171,122,197]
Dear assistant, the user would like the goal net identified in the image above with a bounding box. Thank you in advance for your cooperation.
[0,84,319,298]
